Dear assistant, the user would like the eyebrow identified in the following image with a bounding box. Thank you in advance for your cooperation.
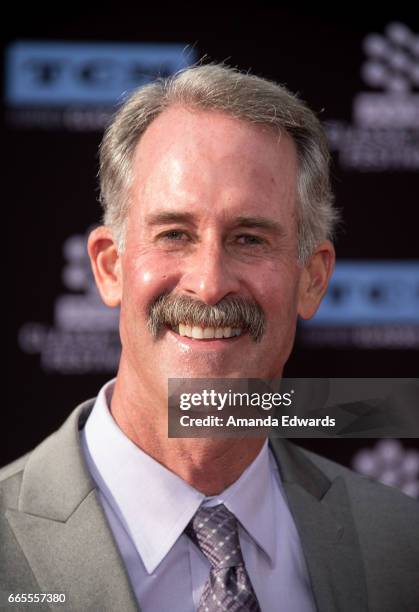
[145,211,286,237]
[145,211,196,226]
[234,216,286,237]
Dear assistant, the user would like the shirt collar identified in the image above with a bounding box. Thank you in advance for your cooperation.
[81,379,276,573]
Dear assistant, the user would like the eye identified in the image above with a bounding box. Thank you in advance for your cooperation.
[159,230,188,241]
[236,234,266,246]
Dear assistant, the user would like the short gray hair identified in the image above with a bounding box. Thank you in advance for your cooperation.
[99,62,339,263]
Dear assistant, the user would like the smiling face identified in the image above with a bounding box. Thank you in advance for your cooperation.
[89,106,334,399]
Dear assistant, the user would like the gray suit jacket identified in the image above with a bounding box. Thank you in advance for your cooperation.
[1,399,418,612]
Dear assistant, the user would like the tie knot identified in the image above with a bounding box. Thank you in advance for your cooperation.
[186,504,244,569]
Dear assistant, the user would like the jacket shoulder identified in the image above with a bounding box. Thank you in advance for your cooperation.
[0,398,95,511]
[0,451,31,481]
[0,452,32,509]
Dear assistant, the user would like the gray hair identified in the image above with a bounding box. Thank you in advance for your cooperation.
[99,62,339,263]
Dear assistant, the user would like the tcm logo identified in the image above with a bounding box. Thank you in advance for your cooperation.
[6,41,195,106]
[305,261,419,325]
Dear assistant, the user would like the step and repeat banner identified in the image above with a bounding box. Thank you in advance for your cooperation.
[5,14,419,496]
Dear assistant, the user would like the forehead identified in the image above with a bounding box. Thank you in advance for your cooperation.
[130,105,298,221]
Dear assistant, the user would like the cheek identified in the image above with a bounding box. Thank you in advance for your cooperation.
[121,251,180,315]
[252,262,301,318]
[256,268,300,371]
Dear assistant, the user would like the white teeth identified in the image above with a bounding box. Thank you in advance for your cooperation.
[191,326,204,339]
[203,327,215,339]
[223,326,232,338]
[173,324,242,339]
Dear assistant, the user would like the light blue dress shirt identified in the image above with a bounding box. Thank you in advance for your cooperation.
[81,380,316,612]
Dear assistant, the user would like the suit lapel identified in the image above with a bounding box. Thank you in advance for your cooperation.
[269,439,368,612]
[6,401,138,612]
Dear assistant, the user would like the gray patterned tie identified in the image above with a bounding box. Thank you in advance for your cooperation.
[185,504,261,611]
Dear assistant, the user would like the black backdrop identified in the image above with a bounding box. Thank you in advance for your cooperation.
[5,10,419,484]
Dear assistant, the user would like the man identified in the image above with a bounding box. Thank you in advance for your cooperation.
[1,64,418,612]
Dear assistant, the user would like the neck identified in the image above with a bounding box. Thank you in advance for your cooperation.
[110,364,266,496]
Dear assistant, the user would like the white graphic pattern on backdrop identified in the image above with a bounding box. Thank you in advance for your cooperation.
[18,228,121,374]
[326,22,419,170]
[363,22,419,91]
[352,439,419,498]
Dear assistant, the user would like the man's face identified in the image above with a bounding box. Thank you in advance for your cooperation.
[90,106,332,395]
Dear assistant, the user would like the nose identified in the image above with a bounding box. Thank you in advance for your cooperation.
[180,240,241,305]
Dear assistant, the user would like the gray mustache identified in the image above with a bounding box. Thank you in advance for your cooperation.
[148,294,265,342]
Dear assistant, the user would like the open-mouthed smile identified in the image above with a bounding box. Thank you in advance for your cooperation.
[168,324,243,340]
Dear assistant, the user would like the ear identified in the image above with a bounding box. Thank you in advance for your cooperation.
[297,240,335,320]
[87,226,122,307]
